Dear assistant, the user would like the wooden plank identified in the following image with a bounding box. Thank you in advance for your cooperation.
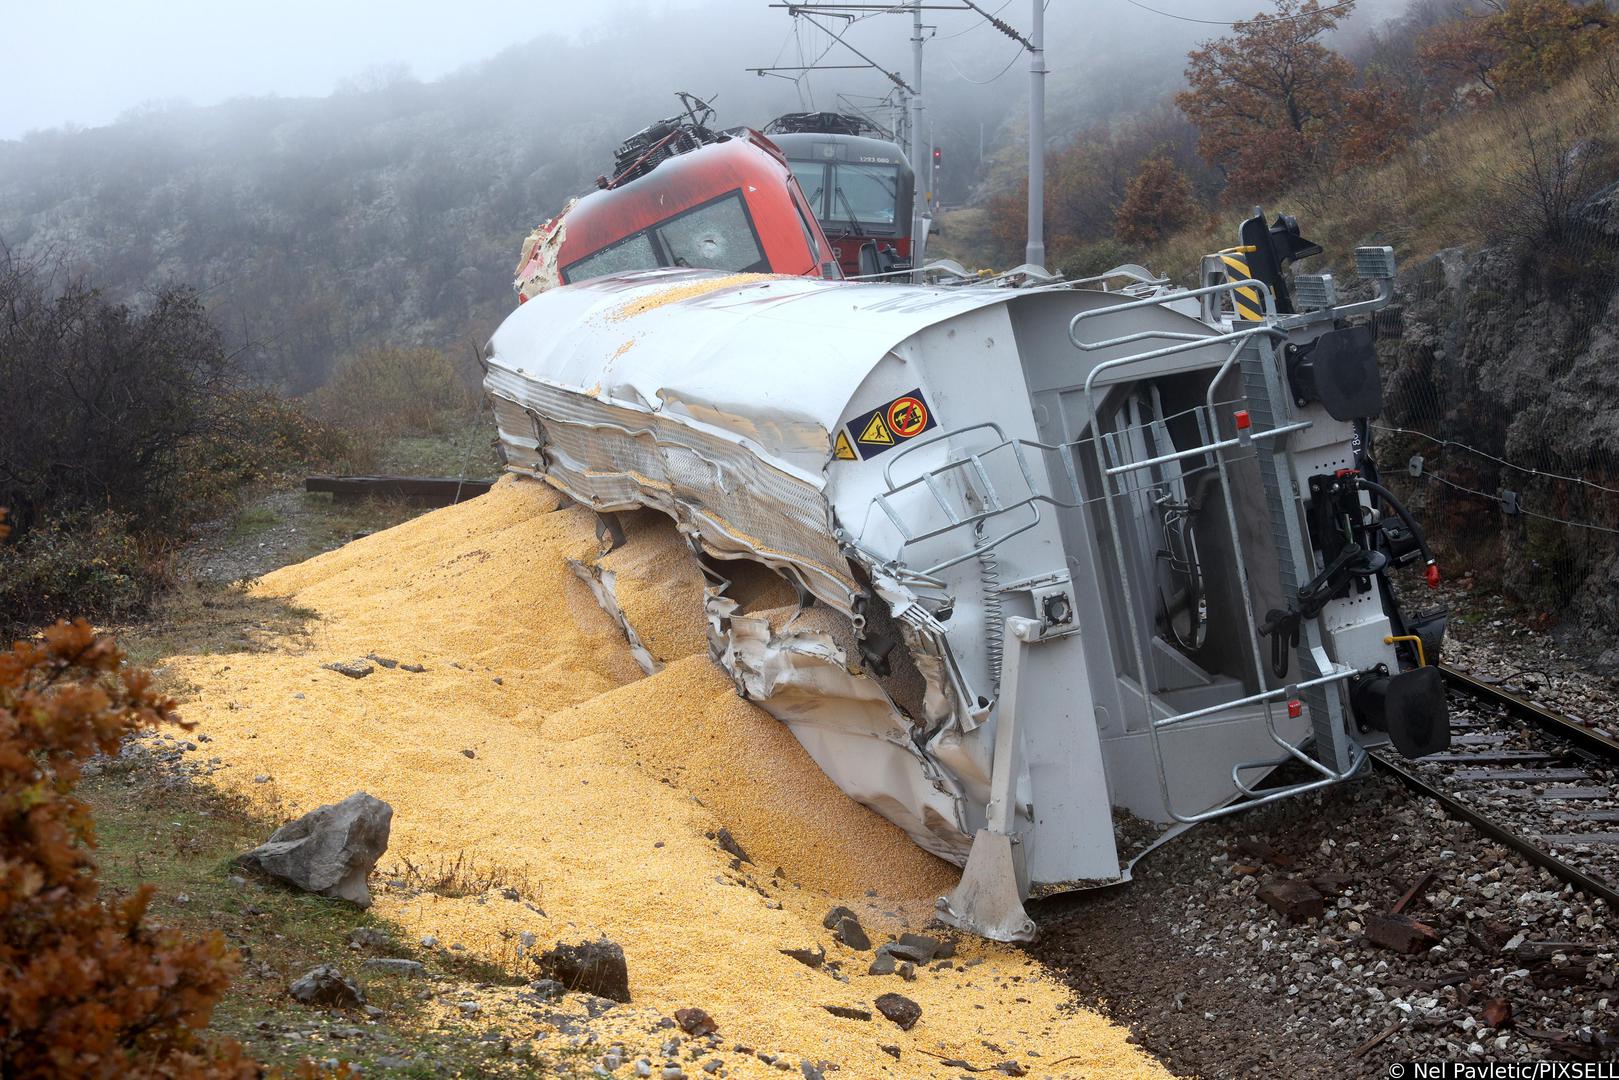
[304,475,493,506]
[1391,870,1437,915]
[1454,768,1590,782]
[1537,833,1619,847]
[1452,733,1507,746]
[1543,786,1613,800]
[1555,810,1619,823]
[1427,751,1556,765]
[1352,1021,1403,1058]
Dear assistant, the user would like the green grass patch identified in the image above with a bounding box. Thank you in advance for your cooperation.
[228,506,284,542]
[80,763,580,1076]
[372,414,501,478]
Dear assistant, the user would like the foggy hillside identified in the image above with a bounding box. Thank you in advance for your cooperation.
[0,0,1396,392]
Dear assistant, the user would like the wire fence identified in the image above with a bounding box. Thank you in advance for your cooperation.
[1367,176,1619,626]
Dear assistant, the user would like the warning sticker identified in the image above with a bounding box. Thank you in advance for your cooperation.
[858,413,894,447]
[832,431,857,461]
[886,396,929,438]
[843,388,938,460]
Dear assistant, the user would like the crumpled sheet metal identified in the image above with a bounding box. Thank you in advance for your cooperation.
[484,365,859,611]
[567,560,659,676]
[484,267,1017,475]
[513,198,575,301]
[706,590,975,864]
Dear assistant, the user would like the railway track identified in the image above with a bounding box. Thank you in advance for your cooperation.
[1373,665,1619,909]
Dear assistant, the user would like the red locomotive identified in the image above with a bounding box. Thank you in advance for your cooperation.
[515,96,839,301]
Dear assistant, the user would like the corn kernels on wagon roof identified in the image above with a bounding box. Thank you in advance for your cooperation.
[163,476,1169,1079]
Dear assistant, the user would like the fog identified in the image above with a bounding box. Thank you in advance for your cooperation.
[5,0,1411,141]
[2,0,695,138]
[0,0,1423,392]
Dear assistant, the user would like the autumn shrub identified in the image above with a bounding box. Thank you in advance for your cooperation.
[1114,156,1201,247]
[306,346,474,470]
[0,511,152,631]
[1418,0,1618,109]
[0,614,257,1078]
[0,250,340,625]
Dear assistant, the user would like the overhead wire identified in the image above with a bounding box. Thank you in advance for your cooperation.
[937,0,1013,39]
[945,44,1025,84]
[1119,0,1357,26]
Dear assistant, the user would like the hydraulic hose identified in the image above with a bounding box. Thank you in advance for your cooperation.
[1356,476,1439,588]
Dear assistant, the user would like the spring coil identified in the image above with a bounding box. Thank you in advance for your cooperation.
[977,538,1005,694]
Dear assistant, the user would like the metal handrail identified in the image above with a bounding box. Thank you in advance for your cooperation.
[1068,277,1279,350]
[1078,308,1365,823]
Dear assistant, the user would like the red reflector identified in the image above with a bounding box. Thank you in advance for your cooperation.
[1425,562,1441,589]
[1234,410,1251,430]
[1287,699,1302,719]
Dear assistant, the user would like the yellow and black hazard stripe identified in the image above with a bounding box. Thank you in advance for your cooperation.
[1219,252,1265,321]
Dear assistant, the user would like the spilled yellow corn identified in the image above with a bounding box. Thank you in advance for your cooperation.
[163,476,1170,1079]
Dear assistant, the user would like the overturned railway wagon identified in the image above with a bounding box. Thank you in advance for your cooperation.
[482,223,1449,940]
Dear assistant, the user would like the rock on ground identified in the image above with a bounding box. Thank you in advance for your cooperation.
[288,965,365,1009]
[874,993,921,1031]
[236,791,392,907]
[536,938,632,1003]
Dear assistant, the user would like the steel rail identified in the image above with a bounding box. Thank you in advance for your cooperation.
[1439,664,1619,760]
[1371,755,1619,911]
[1372,667,1619,911]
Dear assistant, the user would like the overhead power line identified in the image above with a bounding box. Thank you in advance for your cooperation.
[937,0,1012,38]
[1119,0,1357,27]
[945,45,1025,84]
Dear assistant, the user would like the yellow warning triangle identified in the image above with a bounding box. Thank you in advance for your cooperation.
[857,413,894,446]
[833,430,857,461]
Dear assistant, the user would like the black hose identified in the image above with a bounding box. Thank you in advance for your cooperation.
[1356,476,1435,568]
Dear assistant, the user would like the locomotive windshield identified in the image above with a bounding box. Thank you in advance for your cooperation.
[789,161,901,236]
[829,163,900,233]
[560,189,768,284]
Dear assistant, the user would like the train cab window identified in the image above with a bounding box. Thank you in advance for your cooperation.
[827,162,899,234]
[560,190,768,283]
[561,231,659,284]
[789,162,828,217]
[654,192,767,273]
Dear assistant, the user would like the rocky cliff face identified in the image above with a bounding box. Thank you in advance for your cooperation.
[1375,181,1619,637]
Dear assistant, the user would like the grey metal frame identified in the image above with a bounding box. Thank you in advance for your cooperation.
[1069,283,1367,822]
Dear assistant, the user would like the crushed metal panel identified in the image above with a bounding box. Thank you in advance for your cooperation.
[514,199,575,301]
[568,560,659,676]
[706,590,975,864]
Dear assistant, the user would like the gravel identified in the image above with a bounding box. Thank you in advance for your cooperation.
[1032,774,1617,1076]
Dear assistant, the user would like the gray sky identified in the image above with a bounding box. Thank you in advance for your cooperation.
[1,0,685,139]
[1,0,1410,141]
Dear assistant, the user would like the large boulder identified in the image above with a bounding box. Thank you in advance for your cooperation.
[237,791,392,907]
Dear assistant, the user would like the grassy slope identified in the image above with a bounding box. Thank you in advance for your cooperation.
[81,749,577,1077]
[939,61,1619,278]
[1139,64,1619,284]
[79,428,595,1077]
